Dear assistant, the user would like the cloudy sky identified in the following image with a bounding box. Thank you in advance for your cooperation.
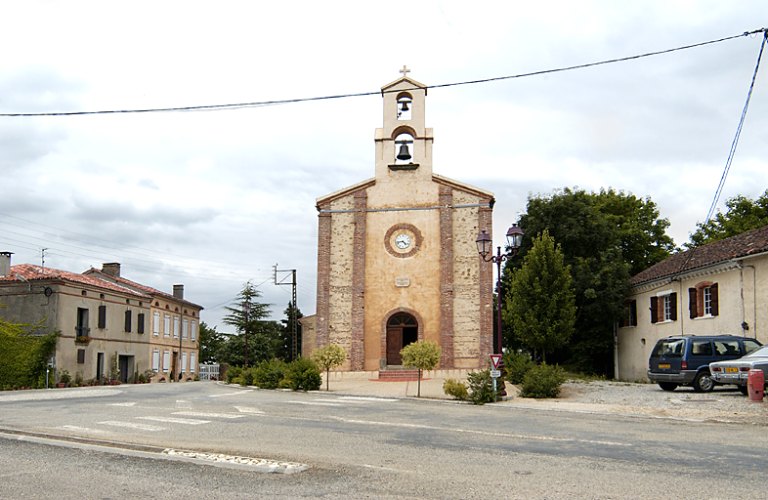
[1,1,766,331]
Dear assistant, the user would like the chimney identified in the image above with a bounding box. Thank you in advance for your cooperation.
[173,284,184,300]
[0,252,12,277]
[102,263,121,277]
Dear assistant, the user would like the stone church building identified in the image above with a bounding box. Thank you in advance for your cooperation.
[302,71,496,371]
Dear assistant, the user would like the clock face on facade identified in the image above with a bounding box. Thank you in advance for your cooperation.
[395,233,411,249]
[385,224,422,258]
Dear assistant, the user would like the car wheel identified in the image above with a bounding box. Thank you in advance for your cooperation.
[738,385,749,396]
[693,371,715,393]
[658,382,678,391]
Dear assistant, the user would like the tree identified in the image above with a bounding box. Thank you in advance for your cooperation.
[400,340,441,397]
[198,322,226,364]
[506,230,576,362]
[507,188,672,375]
[688,190,768,247]
[0,318,58,389]
[311,344,347,391]
[222,282,277,367]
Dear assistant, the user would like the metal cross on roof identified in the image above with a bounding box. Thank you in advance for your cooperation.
[399,65,411,77]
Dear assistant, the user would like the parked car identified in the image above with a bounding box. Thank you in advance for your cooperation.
[710,345,768,395]
[647,335,762,392]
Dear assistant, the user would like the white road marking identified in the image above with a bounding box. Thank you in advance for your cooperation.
[0,389,121,403]
[137,416,210,425]
[234,406,265,415]
[287,401,342,407]
[98,421,165,431]
[172,411,245,419]
[110,402,137,407]
[209,390,253,398]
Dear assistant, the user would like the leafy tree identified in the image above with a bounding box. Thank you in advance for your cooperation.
[222,282,279,367]
[0,318,58,390]
[400,340,441,397]
[198,322,226,363]
[507,188,672,375]
[311,344,347,391]
[688,190,768,247]
[506,230,575,362]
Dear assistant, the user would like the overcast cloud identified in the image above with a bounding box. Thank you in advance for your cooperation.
[1,1,766,331]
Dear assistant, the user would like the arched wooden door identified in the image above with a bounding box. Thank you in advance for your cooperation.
[386,312,418,365]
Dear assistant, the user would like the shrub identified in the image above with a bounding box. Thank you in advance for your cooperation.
[283,357,322,391]
[442,378,468,401]
[253,359,288,389]
[504,351,535,385]
[520,363,567,398]
[226,366,242,384]
[467,369,496,405]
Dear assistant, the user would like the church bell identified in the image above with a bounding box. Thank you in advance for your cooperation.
[396,143,412,161]
[399,100,410,112]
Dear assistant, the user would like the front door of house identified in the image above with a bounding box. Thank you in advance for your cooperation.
[386,312,418,365]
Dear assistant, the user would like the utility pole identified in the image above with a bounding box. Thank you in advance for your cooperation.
[274,264,298,360]
[41,248,48,272]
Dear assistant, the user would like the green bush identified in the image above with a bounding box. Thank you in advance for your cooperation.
[467,369,496,405]
[520,363,567,398]
[504,351,535,385]
[283,357,322,391]
[0,320,57,390]
[226,366,242,384]
[253,359,288,389]
[442,378,468,401]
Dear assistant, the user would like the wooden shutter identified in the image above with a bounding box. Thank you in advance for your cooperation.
[137,313,145,334]
[688,288,698,319]
[124,310,132,332]
[710,283,719,316]
[670,293,677,321]
[630,300,637,326]
[650,296,658,323]
[98,305,107,329]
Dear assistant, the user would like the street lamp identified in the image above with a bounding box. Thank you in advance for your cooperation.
[476,223,524,357]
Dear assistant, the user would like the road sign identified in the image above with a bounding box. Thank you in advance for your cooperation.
[490,354,502,369]
[490,369,501,378]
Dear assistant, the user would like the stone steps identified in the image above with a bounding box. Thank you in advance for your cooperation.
[377,369,421,381]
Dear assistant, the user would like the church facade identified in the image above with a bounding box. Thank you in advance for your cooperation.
[306,72,496,371]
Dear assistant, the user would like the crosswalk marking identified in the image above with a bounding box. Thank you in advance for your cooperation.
[288,401,342,407]
[173,411,245,419]
[234,406,264,415]
[59,425,109,434]
[110,402,137,407]
[98,420,164,431]
[137,416,209,425]
[339,396,398,402]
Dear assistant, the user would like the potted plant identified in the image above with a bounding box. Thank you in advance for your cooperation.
[57,370,71,388]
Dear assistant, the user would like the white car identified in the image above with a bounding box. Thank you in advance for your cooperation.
[710,345,768,395]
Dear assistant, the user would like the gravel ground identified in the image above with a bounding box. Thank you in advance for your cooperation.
[508,380,768,425]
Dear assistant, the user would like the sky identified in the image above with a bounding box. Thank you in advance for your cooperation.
[1,1,766,332]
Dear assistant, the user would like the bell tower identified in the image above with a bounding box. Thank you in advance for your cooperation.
[374,66,434,181]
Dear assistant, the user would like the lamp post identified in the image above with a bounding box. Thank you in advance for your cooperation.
[476,223,524,358]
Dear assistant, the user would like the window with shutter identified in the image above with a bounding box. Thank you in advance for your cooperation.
[124,310,132,332]
[689,288,698,319]
[98,305,107,329]
[137,313,145,334]
[650,296,658,324]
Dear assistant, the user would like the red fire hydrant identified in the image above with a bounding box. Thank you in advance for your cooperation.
[747,369,764,402]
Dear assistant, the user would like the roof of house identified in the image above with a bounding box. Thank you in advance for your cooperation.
[630,224,768,286]
[83,268,204,310]
[1,264,149,298]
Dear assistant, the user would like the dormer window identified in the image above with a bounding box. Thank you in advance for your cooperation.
[397,93,412,121]
[394,132,414,164]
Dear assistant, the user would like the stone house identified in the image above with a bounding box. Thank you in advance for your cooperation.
[0,253,202,383]
[617,225,768,381]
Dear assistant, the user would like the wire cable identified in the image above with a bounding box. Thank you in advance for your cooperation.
[1,28,764,118]
[703,30,767,225]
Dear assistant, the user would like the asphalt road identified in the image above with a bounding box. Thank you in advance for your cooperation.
[1,382,765,498]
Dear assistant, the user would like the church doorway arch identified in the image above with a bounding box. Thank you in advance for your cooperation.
[386,312,418,365]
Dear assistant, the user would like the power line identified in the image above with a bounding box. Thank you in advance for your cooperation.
[703,30,767,225]
[1,28,764,118]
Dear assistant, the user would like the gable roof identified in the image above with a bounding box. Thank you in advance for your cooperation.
[1,264,149,298]
[631,224,768,286]
[84,268,204,310]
